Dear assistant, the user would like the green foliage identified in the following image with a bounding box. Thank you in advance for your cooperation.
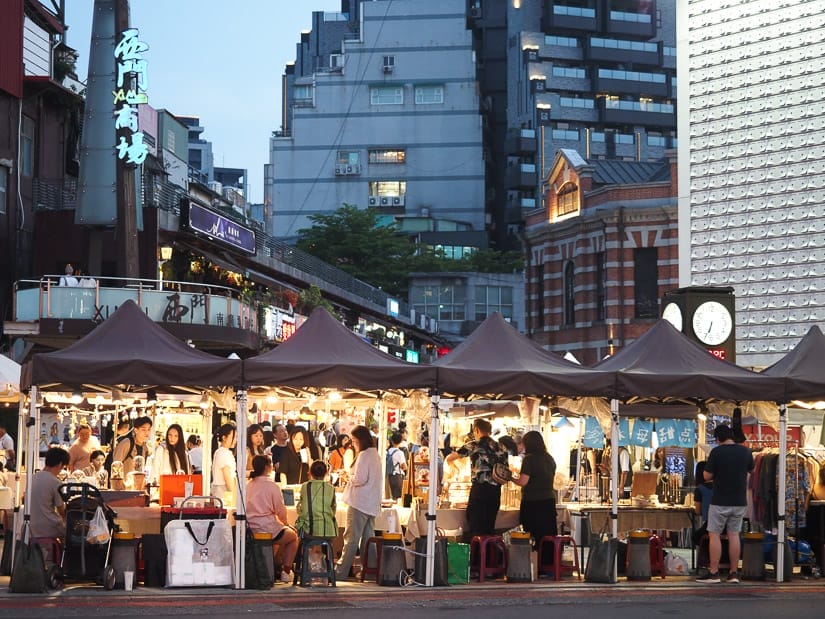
[297,285,337,317]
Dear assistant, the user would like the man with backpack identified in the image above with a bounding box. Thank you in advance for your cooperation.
[386,431,407,500]
[112,416,152,479]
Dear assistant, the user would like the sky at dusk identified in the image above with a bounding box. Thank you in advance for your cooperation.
[64,0,343,203]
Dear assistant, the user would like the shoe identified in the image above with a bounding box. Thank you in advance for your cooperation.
[696,572,721,583]
[727,572,740,583]
[280,570,293,583]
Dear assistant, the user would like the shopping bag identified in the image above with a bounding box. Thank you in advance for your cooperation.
[447,542,470,584]
[87,506,111,545]
[165,518,234,586]
[244,529,273,590]
[9,536,48,593]
[585,527,618,583]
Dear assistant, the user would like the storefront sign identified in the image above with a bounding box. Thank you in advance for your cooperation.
[185,201,256,254]
[742,424,801,446]
[263,306,303,342]
[114,28,149,166]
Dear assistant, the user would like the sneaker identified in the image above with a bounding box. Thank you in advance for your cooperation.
[727,572,740,584]
[280,570,293,583]
[696,572,721,583]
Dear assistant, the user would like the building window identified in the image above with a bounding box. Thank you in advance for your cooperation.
[596,251,606,321]
[293,85,314,101]
[552,129,579,141]
[21,116,35,177]
[369,149,406,164]
[370,86,403,105]
[610,10,651,23]
[647,135,666,147]
[414,85,444,104]
[552,66,586,79]
[410,282,466,322]
[545,35,578,47]
[369,180,406,197]
[435,245,475,260]
[616,133,635,145]
[0,166,7,215]
[556,182,579,217]
[564,261,575,326]
[591,37,658,53]
[559,97,594,109]
[554,5,595,18]
[475,286,513,321]
[634,247,659,318]
[337,151,360,165]
[383,55,395,69]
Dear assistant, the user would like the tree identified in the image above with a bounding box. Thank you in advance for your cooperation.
[297,285,337,317]
[296,204,417,297]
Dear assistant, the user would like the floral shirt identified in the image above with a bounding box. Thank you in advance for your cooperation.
[457,435,507,486]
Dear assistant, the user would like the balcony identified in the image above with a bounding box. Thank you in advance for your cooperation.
[586,37,660,66]
[594,72,669,98]
[506,128,538,155]
[543,2,598,33]
[33,178,77,211]
[599,98,676,128]
[8,276,261,352]
[506,163,538,190]
[605,5,655,39]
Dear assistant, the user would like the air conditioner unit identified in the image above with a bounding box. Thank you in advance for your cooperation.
[392,196,405,206]
[329,54,344,70]
[382,65,393,74]
[334,165,344,175]
[380,197,390,206]
[368,196,379,207]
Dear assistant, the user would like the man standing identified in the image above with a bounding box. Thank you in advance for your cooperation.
[112,416,152,477]
[0,424,15,471]
[270,423,290,473]
[696,424,754,584]
[445,418,507,541]
[68,423,100,472]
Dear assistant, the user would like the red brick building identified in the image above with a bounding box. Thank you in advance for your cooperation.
[523,149,678,365]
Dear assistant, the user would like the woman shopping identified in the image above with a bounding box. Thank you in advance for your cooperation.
[511,430,557,547]
[246,423,266,475]
[335,425,382,581]
[149,423,190,484]
[247,455,299,583]
[211,423,237,506]
[279,427,321,485]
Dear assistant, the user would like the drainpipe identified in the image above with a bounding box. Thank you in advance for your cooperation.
[617,206,626,348]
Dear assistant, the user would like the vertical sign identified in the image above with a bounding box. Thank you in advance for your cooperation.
[113,28,149,166]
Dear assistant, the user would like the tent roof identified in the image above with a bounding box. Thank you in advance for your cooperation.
[0,354,20,387]
[243,307,436,390]
[433,313,615,398]
[762,325,825,401]
[21,300,242,389]
[596,320,785,402]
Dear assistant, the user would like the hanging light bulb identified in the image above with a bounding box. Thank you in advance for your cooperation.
[129,407,138,420]
[200,393,210,409]
[71,387,83,404]
[146,389,158,405]
[101,417,109,427]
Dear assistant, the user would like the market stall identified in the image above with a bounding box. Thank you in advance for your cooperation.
[18,300,243,586]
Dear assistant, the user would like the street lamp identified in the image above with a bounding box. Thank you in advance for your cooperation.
[158,245,173,290]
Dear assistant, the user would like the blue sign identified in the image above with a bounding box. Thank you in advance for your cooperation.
[630,419,653,447]
[186,201,256,254]
[582,416,604,449]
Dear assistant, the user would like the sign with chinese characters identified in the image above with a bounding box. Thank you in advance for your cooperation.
[114,28,149,166]
[263,306,305,342]
[184,201,257,255]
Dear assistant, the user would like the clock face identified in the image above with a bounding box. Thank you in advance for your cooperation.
[692,301,733,346]
[662,302,683,332]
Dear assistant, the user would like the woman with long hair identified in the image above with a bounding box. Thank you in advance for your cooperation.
[279,426,321,485]
[328,434,355,474]
[335,425,382,580]
[511,430,557,547]
[246,423,266,474]
[211,423,237,506]
[149,423,190,483]
[247,455,299,583]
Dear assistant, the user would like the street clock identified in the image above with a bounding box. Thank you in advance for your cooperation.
[661,287,736,363]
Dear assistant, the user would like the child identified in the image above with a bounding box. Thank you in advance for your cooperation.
[295,460,338,576]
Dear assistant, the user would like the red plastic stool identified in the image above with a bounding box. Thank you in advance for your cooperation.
[31,536,62,566]
[470,535,507,582]
[360,536,384,582]
[648,534,666,579]
[537,535,582,581]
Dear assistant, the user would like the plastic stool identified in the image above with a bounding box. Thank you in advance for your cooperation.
[360,536,384,582]
[537,535,581,581]
[470,535,507,582]
[31,537,62,567]
[648,534,665,579]
[293,537,336,587]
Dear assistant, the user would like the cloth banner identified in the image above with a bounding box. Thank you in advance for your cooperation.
[675,420,697,448]
[583,416,605,449]
[629,419,653,447]
[656,419,680,447]
[617,418,631,447]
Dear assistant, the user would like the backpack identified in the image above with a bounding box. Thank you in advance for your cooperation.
[386,447,400,476]
[104,433,135,475]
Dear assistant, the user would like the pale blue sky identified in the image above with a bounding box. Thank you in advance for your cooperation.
[64,0,343,203]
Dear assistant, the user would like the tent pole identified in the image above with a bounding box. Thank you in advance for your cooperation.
[574,417,584,502]
[11,390,28,568]
[777,403,787,583]
[376,396,387,500]
[425,390,440,587]
[235,389,248,589]
[202,406,213,497]
[610,399,619,554]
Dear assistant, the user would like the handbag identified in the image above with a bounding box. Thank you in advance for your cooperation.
[9,524,48,594]
[584,521,618,584]
[491,462,512,485]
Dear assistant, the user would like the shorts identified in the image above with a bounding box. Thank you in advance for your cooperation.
[706,504,747,535]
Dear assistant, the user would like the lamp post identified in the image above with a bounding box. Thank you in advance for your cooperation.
[158,245,173,290]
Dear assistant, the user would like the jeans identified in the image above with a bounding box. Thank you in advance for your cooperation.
[335,506,375,579]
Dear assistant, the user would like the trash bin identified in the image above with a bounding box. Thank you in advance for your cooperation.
[506,531,532,582]
[252,532,275,585]
[742,532,764,580]
[378,533,406,586]
[111,532,138,589]
[626,530,651,581]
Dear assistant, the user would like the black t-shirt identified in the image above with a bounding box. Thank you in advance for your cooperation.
[705,442,754,506]
[520,452,556,502]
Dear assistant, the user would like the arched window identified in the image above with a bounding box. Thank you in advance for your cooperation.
[564,261,575,326]
[556,182,579,217]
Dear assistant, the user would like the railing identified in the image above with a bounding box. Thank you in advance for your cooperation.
[33,178,78,211]
[13,276,258,333]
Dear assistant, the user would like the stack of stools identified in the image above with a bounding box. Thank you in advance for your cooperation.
[537,535,582,581]
[470,535,507,582]
[742,532,765,580]
[377,533,406,586]
[293,537,336,587]
[648,533,666,579]
[506,531,533,582]
[360,536,384,582]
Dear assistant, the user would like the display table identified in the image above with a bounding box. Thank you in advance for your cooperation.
[284,504,410,533]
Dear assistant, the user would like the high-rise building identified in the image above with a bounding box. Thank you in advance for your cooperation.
[472,0,677,249]
[177,115,214,184]
[679,0,825,367]
[266,0,486,255]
